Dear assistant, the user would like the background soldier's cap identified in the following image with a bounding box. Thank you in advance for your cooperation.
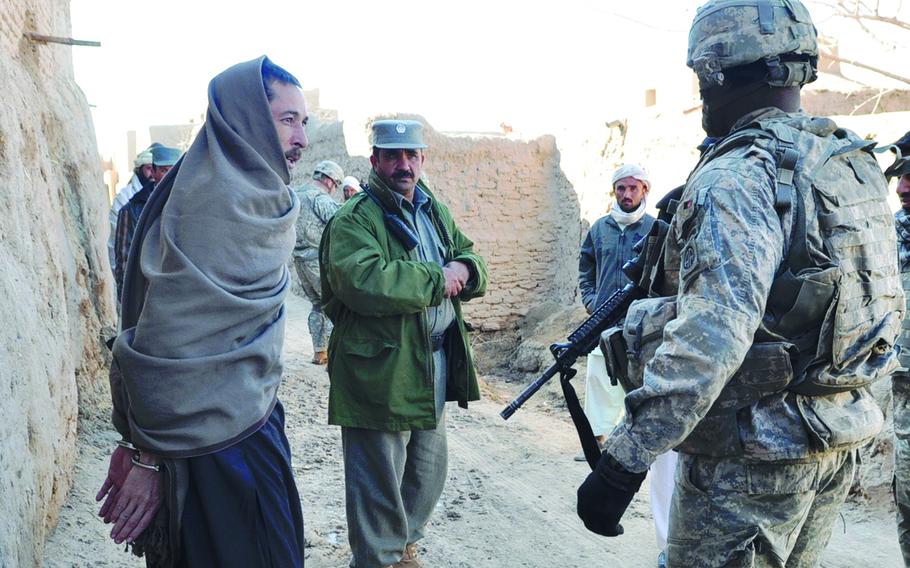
[371,119,428,149]
[313,160,344,185]
[152,145,182,166]
[891,130,910,156]
[884,131,910,178]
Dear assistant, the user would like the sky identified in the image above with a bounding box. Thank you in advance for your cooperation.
[70,0,698,164]
[69,0,909,169]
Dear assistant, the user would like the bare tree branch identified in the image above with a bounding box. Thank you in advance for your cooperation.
[850,87,894,115]
[829,0,910,31]
[822,51,910,85]
[849,11,910,30]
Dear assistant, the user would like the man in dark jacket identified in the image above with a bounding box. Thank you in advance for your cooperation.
[113,145,181,300]
[320,119,488,568]
[578,163,654,449]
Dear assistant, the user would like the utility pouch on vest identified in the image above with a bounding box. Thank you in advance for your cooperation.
[601,297,677,393]
[600,325,630,392]
[797,390,884,451]
[604,295,796,412]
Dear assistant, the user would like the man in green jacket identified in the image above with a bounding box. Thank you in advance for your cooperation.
[320,119,488,568]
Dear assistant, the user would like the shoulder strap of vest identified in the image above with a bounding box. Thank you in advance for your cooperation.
[699,124,797,216]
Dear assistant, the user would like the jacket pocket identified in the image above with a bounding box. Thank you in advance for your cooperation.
[343,338,399,358]
[335,338,403,411]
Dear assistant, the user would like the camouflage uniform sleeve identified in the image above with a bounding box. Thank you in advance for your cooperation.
[313,193,342,224]
[605,153,784,472]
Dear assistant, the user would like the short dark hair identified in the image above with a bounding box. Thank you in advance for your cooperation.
[261,57,301,101]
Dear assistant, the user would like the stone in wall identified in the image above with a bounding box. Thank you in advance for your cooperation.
[0,0,115,564]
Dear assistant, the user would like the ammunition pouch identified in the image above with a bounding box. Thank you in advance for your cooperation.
[601,297,795,417]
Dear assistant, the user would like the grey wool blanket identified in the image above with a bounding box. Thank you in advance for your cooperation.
[112,56,299,457]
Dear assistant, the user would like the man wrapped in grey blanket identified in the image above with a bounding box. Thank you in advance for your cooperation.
[96,56,309,567]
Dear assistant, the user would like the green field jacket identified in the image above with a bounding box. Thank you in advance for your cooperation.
[319,179,488,431]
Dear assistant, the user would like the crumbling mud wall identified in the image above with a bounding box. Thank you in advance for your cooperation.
[295,117,581,332]
[0,1,115,565]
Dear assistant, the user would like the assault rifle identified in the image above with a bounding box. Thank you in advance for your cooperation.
[500,188,680,469]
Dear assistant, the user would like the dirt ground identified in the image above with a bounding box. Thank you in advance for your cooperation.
[43,294,903,567]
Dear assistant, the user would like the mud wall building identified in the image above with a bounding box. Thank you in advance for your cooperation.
[0,1,115,565]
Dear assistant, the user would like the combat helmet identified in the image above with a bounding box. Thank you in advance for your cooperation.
[313,160,344,186]
[688,0,818,89]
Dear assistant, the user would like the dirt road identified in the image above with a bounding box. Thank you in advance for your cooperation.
[44,294,902,567]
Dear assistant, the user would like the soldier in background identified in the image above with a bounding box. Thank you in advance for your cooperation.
[577,2,903,566]
[293,160,344,365]
[888,131,910,565]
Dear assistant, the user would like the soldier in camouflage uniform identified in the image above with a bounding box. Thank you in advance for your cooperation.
[577,2,904,566]
[888,134,910,565]
[293,160,344,365]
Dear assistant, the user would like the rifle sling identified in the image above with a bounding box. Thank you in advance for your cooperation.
[559,370,602,471]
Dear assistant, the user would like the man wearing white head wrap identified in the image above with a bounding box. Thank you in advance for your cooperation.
[342,175,360,201]
[579,163,676,565]
[578,164,653,451]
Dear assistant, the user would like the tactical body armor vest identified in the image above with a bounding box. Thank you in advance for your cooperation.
[603,115,903,455]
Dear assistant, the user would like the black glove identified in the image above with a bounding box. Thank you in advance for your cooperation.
[576,453,647,537]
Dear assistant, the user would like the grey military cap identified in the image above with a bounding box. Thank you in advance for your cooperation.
[152,145,182,166]
[371,119,427,149]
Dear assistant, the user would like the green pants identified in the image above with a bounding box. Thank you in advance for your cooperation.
[668,450,857,567]
[893,374,910,566]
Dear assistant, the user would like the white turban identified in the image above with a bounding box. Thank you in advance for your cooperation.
[342,175,360,190]
[612,163,650,188]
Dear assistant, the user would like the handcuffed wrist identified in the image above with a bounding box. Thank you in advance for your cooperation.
[131,455,161,472]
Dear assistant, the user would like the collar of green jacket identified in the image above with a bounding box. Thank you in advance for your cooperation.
[367,169,435,215]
